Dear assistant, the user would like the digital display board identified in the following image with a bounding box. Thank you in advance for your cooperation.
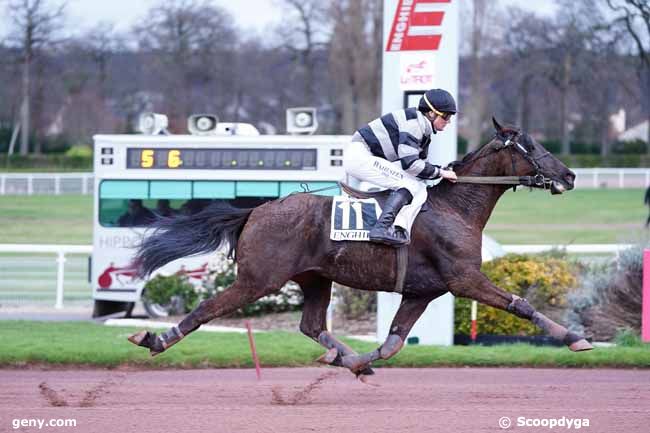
[126,148,317,170]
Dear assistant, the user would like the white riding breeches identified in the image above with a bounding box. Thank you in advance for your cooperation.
[344,140,428,234]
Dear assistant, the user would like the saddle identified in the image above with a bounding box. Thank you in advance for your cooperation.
[338,182,429,213]
[338,181,413,294]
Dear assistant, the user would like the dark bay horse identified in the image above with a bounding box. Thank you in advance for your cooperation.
[128,118,593,377]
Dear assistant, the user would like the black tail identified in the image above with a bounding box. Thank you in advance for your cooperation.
[134,201,254,277]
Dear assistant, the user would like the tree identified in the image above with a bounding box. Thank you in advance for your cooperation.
[604,0,650,149]
[463,0,501,151]
[328,0,382,132]
[133,0,238,129]
[5,0,66,155]
[276,0,330,105]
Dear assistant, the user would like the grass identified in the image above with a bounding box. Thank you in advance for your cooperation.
[1,321,649,368]
[0,189,647,245]
[0,195,93,244]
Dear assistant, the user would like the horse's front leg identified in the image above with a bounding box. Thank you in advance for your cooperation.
[448,270,593,351]
[297,277,375,376]
[339,295,432,374]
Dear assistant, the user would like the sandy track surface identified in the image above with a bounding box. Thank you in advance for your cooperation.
[1,367,649,432]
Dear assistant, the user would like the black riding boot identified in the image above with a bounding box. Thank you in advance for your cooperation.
[369,188,413,247]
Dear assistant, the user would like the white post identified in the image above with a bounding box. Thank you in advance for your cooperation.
[618,170,624,189]
[82,174,88,195]
[55,251,66,309]
[54,175,61,195]
[645,171,649,188]
[593,171,598,188]
[0,175,5,195]
[27,175,33,195]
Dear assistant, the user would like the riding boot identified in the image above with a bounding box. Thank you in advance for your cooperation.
[369,188,413,247]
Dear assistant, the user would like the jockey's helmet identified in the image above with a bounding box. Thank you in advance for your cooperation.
[418,89,457,115]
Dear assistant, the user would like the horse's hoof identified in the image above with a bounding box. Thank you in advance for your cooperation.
[128,331,150,347]
[569,339,594,352]
[316,348,339,364]
[358,373,380,387]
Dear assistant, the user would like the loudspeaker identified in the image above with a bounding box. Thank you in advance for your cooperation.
[188,114,219,135]
[138,112,169,135]
[286,107,318,135]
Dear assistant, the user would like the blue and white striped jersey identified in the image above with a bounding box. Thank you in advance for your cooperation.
[352,108,441,179]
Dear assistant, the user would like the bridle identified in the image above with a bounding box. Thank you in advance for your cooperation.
[454,132,554,190]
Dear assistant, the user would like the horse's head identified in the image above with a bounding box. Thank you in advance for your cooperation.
[457,118,575,194]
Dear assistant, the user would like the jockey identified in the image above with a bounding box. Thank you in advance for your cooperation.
[343,88,458,247]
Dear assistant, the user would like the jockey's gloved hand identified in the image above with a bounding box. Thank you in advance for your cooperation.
[440,169,457,182]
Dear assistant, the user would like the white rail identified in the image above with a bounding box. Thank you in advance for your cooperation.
[0,243,637,310]
[0,244,92,309]
[1,168,650,195]
[0,173,92,195]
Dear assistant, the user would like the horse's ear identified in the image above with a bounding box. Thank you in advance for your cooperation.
[492,117,503,133]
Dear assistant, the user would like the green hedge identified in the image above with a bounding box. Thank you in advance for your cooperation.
[455,254,577,336]
[0,154,93,171]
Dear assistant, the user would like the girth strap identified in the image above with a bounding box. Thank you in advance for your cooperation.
[394,245,408,294]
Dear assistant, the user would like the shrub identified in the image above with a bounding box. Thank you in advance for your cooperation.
[333,283,376,320]
[567,246,643,341]
[455,253,577,336]
[203,252,303,317]
[143,274,199,314]
[65,145,93,158]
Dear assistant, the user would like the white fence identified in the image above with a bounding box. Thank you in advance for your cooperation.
[0,244,92,308]
[0,243,635,309]
[0,169,649,195]
[573,168,650,189]
[0,173,92,195]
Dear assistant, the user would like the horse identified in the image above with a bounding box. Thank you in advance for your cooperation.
[128,118,593,378]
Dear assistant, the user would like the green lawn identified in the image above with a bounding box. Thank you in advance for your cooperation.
[0,195,93,244]
[0,321,648,368]
[0,189,647,245]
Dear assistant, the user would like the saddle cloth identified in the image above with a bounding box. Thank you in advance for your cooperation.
[330,196,381,241]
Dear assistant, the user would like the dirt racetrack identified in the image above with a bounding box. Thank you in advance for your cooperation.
[1,367,649,432]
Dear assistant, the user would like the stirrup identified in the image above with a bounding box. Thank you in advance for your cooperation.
[369,226,410,247]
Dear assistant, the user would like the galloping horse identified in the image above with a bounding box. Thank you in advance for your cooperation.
[128,119,593,378]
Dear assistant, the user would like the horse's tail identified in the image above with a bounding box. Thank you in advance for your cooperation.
[134,201,254,277]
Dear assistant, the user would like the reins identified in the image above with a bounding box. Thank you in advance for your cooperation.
[455,174,552,188]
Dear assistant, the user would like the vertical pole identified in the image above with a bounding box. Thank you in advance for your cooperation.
[0,175,5,195]
[28,175,33,195]
[641,249,650,343]
[55,251,66,309]
[326,286,335,332]
[55,175,61,195]
[645,171,649,188]
[245,321,261,380]
[593,171,598,188]
[618,170,624,189]
[470,300,478,342]
[82,174,88,195]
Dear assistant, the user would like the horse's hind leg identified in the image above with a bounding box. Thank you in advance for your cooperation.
[128,268,289,355]
[295,275,374,377]
[338,295,432,374]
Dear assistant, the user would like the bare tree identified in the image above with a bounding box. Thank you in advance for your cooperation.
[328,0,382,132]
[133,0,237,128]
[276,0,330,104]
[464,0,501,151]
[604,0,650,149]
[5,0,66,155]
